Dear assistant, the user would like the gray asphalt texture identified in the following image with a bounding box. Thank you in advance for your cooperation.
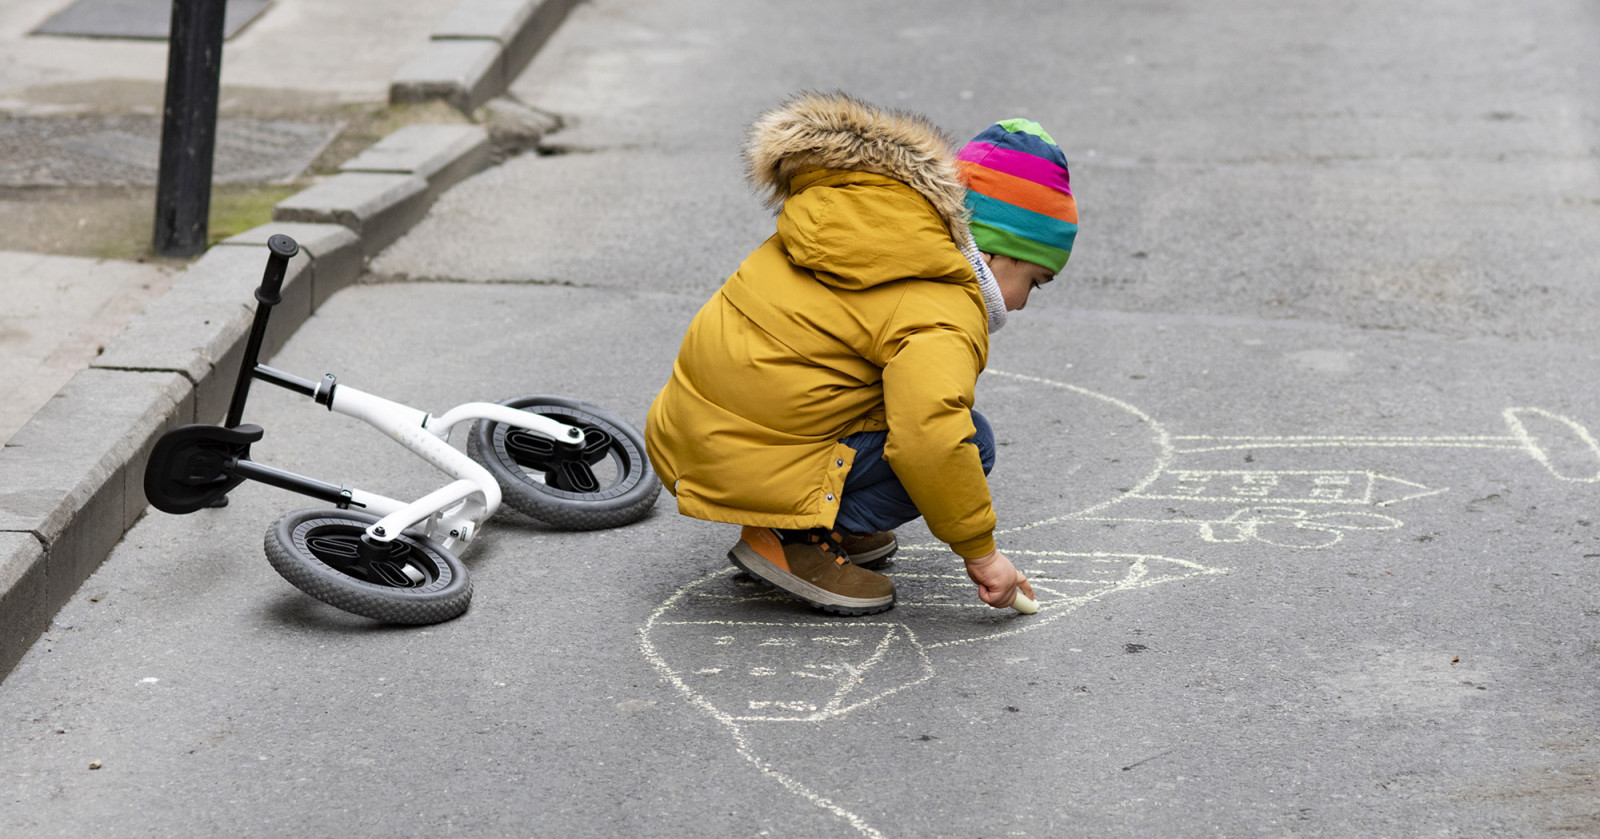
[5,0,1600,837]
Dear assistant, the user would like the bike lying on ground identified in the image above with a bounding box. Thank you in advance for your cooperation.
[143,234,659,624]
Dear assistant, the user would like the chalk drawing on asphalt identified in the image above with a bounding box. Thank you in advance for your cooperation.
[638,370,1600,837]
[1172,407,1600,483]
[983,374,1600,549]
[638,373,1213,837]
[638,551,1223,838]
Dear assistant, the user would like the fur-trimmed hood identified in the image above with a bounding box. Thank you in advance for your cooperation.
[744,91,970,242]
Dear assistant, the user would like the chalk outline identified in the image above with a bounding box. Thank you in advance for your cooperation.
[1172,407,1600,483]
[638,372,1212,838]
[649,610,935,723]
[1503,407,1600,482]
[1130,469,1446,507]
[638,550,1223,839]
[639,571,896,839]
[637,371,1599,836]
[1077,506,1405,549]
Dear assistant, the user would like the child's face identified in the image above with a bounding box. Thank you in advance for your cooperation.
[983,254,1055,311]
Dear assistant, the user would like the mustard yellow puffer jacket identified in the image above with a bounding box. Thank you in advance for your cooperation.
[645,93,997,558]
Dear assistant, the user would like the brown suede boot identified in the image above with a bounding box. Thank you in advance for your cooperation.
[728,526,895,616]
[840,530,897,569]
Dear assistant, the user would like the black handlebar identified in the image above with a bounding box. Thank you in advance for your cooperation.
[224,235,300,428]
[254,233,300,306]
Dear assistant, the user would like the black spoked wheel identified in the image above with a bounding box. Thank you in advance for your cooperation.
[264,509,471,624]
[467,395,659,530]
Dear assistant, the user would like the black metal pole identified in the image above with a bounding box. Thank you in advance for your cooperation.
[152,0,227,258]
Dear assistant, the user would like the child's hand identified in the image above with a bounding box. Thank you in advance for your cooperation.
[963,549,1034,609]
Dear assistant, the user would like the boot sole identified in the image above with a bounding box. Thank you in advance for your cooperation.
[728,543,895,616]
[846,540,897,569]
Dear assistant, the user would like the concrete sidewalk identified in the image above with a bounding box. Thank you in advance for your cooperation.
[0,0,579,677]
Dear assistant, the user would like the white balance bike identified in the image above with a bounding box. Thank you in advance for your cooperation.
[143,234,659,624]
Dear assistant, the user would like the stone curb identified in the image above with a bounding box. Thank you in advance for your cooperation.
[273,172,432,259]
[390,0,581,113]
[273,126,492,258]
[339,124,493,204]
[0,0,573,680]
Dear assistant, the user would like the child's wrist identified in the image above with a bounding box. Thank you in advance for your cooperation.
[963,550,999,567]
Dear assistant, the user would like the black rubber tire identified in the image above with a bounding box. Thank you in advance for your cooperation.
[264,508,472,624]
[467,395,660,531]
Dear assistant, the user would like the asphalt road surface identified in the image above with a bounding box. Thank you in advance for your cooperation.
[4,1,1600,836]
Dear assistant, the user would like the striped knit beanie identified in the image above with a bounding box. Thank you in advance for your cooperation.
[956,119,1077,273]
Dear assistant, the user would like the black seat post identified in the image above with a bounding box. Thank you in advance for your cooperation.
[224,234,299,428]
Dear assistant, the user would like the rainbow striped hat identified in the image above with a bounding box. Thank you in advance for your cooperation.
[957,119,1077,273]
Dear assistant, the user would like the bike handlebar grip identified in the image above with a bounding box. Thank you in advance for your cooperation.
[267,233,299,259]
[256,234,299,306]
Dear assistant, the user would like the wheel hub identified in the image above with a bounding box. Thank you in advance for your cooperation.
[306,530,429,588]
[503,421,615,493]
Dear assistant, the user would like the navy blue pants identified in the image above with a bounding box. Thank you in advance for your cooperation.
[832,410,995,536]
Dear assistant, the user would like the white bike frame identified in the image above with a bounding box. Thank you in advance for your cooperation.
[327,384,585,555]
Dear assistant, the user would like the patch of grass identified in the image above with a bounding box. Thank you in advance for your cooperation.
[207,184,303,244]
[5,97,472,262]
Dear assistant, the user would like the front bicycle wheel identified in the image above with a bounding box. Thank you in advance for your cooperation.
[467,395,659,531]
[264,509,471,624]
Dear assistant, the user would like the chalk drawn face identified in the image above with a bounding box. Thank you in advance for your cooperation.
[983,253,1055,311]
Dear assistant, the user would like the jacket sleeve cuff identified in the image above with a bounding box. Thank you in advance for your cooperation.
[951,534,996,560]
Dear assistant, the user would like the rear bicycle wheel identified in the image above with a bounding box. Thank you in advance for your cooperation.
[467,395,659,530]
[264,509,471,624]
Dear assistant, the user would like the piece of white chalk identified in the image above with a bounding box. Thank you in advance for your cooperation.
[1012,592,1039,614]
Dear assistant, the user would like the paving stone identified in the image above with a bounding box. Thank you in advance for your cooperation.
[494,0,580,87]
[340,123,491,203]
[0,367,189,623]
[0,253,175,446]
[0,114,338,187]
[434,0,537,44]
[31,0,270,41]
[389,39,503,114]
[219,222,364,310]
[273,172,432,258]
[418,0,579,105]
[92,244,314,423]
